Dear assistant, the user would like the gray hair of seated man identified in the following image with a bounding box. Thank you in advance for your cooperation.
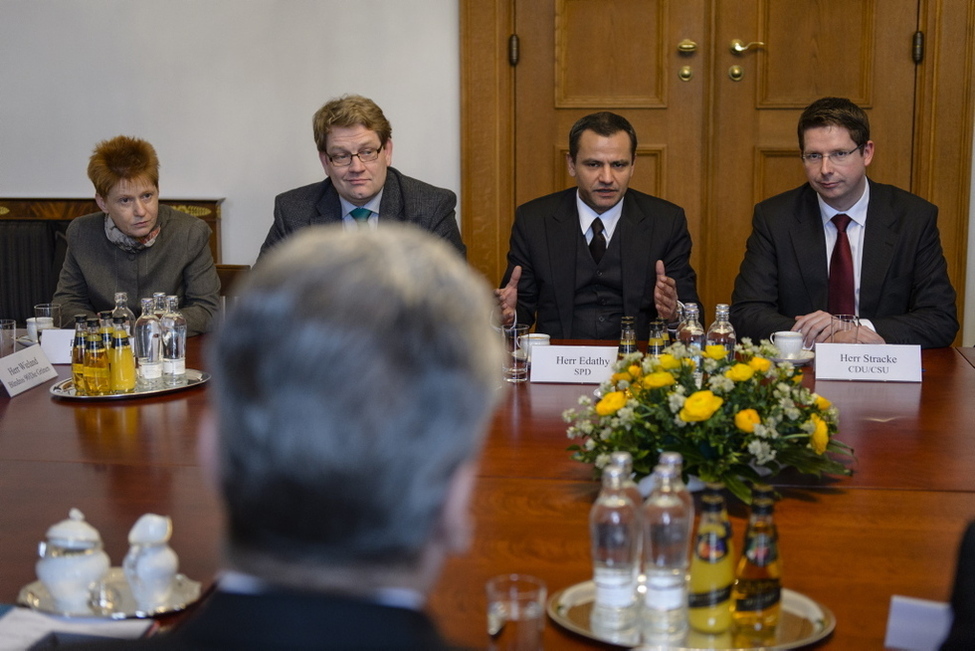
[209,223,503,571]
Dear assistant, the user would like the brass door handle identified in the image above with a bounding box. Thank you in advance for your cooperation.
[731,39,766,54]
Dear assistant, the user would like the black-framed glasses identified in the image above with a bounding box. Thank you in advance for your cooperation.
[800,144,864,165]
[327,145,384,167]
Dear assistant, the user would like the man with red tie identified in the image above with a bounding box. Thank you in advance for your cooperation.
[730,97,958,348]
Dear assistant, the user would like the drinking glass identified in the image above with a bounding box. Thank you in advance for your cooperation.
[34,303,63,330]
[486,573,547,650]
[502,324,529,383]
[0,319,15,357]
[829,314,860,343]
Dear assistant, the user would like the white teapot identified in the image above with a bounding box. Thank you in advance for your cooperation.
[35,508,110,614]
[123,513,178,613]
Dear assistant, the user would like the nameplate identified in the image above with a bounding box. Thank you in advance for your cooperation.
[815,343,921,382]
[39,328,74,365]
[0,345,59,397]
[530,345,616,383]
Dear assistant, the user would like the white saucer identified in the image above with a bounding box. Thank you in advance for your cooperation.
[771,349,815,366]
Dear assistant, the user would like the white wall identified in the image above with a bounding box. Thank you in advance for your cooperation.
[0,0,459,265]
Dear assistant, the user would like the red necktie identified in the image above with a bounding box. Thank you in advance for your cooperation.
[589,218,606,264]
[828,213,855,314]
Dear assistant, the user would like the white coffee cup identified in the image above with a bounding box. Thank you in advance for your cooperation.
[26,317,54,342]
[771,330,803,359]
[518,333,551,363]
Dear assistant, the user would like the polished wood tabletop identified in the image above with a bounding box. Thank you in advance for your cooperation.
[1,340,973,650]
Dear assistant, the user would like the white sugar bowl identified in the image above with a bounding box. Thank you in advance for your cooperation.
[35,508,110,614]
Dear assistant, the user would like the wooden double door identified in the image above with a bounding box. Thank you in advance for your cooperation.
[462,0,974,333]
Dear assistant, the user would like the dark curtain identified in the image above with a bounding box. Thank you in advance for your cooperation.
[0,220,70,324]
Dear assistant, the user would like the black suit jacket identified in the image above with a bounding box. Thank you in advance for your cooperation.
[68,590,454,650]
[730,179,958,348]
[501,188,700,339]
[259,167,465,258]
[942,521,975,650]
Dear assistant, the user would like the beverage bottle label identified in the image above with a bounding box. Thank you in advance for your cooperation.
[593,568,636,607]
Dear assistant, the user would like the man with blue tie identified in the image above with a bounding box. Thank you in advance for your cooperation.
[498,111,700,340]
[259,94,465,258]
[730,97,958,348]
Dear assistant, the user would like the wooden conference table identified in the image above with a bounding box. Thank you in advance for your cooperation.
[1,338,974,649]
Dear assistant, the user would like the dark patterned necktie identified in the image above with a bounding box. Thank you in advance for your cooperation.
[589,217,607,264]
[828,213,855,314]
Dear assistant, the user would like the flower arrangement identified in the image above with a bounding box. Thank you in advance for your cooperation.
[564,338,855,503]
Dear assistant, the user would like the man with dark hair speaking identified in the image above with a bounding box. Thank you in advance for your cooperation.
[498,111,700,340]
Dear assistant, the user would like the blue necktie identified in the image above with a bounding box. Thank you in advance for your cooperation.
[350,208,372,222]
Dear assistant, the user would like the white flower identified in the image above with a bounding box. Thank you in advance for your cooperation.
[668,392,686,413]
[616,407,635,427]
[584,438,597,451]
[594,453,611,469]
[748,440,776,464]
[784,407,801,421]
[579,421,594,435]
[708,375,734,393]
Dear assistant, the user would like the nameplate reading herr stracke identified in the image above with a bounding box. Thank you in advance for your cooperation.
[815,343,922,382]
[530,346,616,384]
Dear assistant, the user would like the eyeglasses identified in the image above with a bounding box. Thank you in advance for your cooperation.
[326,145,383,167]
[800,145,864,166]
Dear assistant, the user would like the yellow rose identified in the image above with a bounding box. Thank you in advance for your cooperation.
[705,344,729,360]
[642,371,676,390]
[814,394,832,410]
[610,371,632,384]
[595,391,627,416]
[682,358,697,370]
[735,408,761,433]
[809,413,829,454]
[657,354,680,370]
[724,363,755,382]
[748,356,772,373]
[679,390,724,422]
[627,364,642,378]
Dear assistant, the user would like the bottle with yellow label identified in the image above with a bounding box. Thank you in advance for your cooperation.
[83,318,110,396]
[110,317,137,394]
[688,485,734,634]
[732,484,782,632]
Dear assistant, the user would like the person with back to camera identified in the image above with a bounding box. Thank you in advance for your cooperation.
[73,222,502,650]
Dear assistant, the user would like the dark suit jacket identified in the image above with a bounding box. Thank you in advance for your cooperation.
[730,180,958,348]
[942,521,975,650]
[501,188,700,339]
[68,589,453,650]
[259,167,465,258]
